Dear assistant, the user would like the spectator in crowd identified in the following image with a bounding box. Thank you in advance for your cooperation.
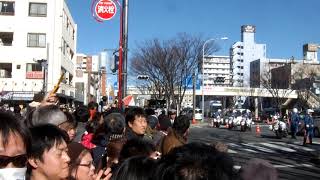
[0,111,31,180]
[92,113,126,169]
[112,156,157,180]
[59,112,78,142]
[125,107,148,141]
[74,105,89,122]
[168,110,177,126]
[119,139,160,162]
[240,158,278,180]
[102,113,126,170]
[155,142,235,180]
[145,108,159,129]
[157,110,171,133]
[27,104,67,127]
[67,142,112,180]
[27,124,70,180]
[81,120,100,149]
[211,141,229,153]
[13,104,23,120]
[159,115,190,155]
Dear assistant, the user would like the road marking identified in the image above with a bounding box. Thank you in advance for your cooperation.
[242,143,276,153]
[233,163,314,170]
[242,148,259,153]
[260,142,296,152]
[271,142,315,152]
[228,149,238,154]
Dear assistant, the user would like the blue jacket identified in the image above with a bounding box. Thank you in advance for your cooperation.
[291,113,300,126]
[304,114,314,130]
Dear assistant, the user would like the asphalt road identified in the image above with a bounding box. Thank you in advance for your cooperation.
[188,123,320,180]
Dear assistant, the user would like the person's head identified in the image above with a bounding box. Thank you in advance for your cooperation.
[85,120,100,134]
[169,110,176,119]
[68,142,95,180]
[293,108,298,113]
[28,124,70,180]
[74,105,89,122]
[125,107,147,135]
[0,111,31,179]
[30,104,67,127]
[112,156,157,180]
[119,139,157,162]
[154,142,235,180]
[104,113,126,137]
[307,109,314,115]
[59,112,78,142]
[240,158,278,180]
[13,105,21,114]
[172,115,190,137]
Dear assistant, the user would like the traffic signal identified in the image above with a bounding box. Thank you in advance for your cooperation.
[110,55,119,73]
[137,75,149,80]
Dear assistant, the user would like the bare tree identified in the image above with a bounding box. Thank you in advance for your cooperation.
[260,64,293,110]
[292,64,320,108]
[131,33,218,111]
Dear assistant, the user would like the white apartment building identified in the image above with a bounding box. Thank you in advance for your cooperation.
[203,55,231,87]
[0,0,77,102]
[230,25,266,87]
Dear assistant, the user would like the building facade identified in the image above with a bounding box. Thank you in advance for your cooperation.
[0,0,77,102]
[75,52,109,105]
[230,25,266,87]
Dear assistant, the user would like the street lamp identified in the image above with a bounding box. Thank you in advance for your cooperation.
[202,37,228,120]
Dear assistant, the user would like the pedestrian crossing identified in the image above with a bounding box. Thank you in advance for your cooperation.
[227,141,320,179]
[227,141,317,155]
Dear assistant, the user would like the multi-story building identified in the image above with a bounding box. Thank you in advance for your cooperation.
[75,52,108,105]
[230,25,266,87]
[203,55,231,87]
[0,0,77,103]
[250,58,292,88]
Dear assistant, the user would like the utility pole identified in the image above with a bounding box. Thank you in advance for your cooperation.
[122,0,129,99]
[192,72,196,121]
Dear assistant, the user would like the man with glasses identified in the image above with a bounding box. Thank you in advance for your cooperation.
[0,110,31,180]
[27,124,70,180]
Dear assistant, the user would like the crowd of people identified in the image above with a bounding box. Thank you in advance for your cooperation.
[0,92,279,180]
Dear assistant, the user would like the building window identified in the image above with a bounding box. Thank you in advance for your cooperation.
[0,1,15,15]
[0,63,12,78]
[29,3,47,17]
[0,32,13,46]
[26,63,42,72]
[27,33,46,47]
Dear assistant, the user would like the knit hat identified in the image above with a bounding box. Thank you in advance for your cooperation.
[67,142,88,164]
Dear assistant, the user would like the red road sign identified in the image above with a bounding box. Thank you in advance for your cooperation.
[95,0,117,21]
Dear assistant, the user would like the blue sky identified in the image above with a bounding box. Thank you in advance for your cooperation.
[67,0,320,59]
[67,0,320,84]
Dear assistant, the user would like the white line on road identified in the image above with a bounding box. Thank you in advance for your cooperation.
[242,143,276,153]
[228,149,238,154]
[271,142,315,152]
[260,142,297,152]
[233,163,313,170]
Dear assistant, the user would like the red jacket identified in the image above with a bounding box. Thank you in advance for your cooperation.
[81,132,96,149]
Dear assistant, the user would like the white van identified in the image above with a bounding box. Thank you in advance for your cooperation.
[194,108,203,120]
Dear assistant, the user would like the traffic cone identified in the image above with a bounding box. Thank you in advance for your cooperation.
[256,124,261,136]
[192,118,197,124]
